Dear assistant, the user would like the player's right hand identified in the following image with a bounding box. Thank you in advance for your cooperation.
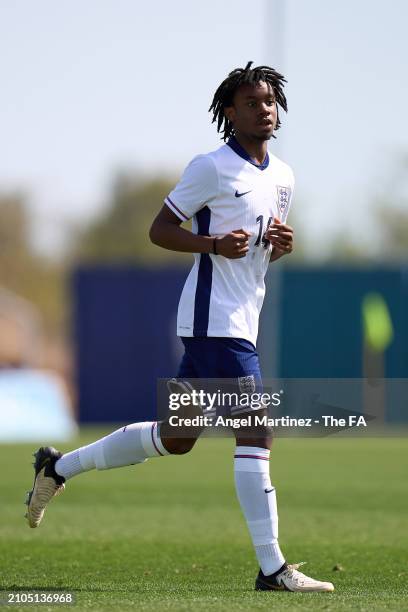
[215,229,251,259]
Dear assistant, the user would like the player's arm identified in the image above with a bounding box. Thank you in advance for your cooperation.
[149,205,250,259]
[264,217,294,262]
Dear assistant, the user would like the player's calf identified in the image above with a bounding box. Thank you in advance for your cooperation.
[160,378,204,454]
[23,378,202,529]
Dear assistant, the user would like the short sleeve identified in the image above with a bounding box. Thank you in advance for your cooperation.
[164,154,218,221]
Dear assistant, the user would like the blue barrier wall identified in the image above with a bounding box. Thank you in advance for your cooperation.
[279,267,408,378]
[72,266,186,423]
[72,265,408,423]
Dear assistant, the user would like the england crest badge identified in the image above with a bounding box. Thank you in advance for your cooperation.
[276,185,292,222]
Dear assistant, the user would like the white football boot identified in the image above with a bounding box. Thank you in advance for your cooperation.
[255,562,335,592]
[25,446,65,528]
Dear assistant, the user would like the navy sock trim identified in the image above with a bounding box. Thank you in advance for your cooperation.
[260,562,288,580]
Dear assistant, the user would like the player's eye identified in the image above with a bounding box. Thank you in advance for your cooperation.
[266,99,276,106]
[247,101,256,108]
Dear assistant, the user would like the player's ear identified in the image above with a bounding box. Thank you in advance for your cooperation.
[224,105,235,123]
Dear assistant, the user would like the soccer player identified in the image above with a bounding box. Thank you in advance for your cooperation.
[25,62,334,593]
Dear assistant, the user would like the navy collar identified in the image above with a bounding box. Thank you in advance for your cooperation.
[227,135,269,171]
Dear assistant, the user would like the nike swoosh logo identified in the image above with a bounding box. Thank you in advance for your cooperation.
[235,190,252,198]
[270,584,286,591]
[257,578,286,591]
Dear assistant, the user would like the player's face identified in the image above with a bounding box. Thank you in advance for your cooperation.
[224,81,277,141]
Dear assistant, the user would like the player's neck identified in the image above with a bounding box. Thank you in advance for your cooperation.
[233,133,268,166]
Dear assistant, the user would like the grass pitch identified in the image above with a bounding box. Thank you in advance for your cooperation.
[1,430,407,611]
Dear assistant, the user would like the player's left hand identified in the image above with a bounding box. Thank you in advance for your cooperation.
[264,216,294,254]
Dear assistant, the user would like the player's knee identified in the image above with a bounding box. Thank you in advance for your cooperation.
[162,437,197,455]
[258,433,273,449]
[234,413,273,448]
[259,425,273,442]
[172,439,196,454]
[235,422,273,449]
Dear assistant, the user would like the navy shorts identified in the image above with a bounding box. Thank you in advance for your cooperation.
[177,337,262,380]
[176,338,263,418]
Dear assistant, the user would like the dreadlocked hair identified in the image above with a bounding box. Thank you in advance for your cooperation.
[209,61,287,141]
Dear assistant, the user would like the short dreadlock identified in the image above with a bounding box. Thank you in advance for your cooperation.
[209,61,287,141]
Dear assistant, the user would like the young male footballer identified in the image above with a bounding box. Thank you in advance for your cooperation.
[25,62,334,593]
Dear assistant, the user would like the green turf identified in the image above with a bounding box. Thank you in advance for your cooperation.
[1,430,407,611]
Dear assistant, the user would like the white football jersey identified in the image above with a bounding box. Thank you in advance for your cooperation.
[165,137,294,346]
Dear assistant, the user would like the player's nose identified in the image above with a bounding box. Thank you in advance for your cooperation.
[258,103,270,117]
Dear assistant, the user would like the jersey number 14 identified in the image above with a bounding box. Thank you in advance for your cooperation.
[254,215,272,249]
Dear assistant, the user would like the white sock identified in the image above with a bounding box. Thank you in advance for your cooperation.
[55,421,169,480]
[234,446,286,576]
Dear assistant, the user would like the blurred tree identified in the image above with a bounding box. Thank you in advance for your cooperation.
[322,155,408,263]
[74,174,192,265]
[324,234,369,263]
[377,209,408,259]
[0,193,65,333]
[374,154,408,260]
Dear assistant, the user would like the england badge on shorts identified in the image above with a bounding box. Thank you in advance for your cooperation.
[276,185,292,223]
[238,375,256,395]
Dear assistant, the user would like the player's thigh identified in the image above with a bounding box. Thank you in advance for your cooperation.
[173,337,270,445]
[218,338,262,380]
[214,340,271,447]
